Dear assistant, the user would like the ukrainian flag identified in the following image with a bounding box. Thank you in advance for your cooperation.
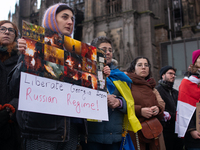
[107,69,142,132]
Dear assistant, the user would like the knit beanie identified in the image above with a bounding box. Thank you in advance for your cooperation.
[192,49,200,64]
[160,66,176,79]
[42,3,75,37]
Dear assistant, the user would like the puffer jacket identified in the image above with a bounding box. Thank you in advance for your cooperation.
[86,63,127,144]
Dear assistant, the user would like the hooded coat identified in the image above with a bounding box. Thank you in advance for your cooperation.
[127,73,164,150]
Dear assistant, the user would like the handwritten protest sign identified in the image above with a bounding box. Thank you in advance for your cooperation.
[19,72,108,121]
[18,21,108,120]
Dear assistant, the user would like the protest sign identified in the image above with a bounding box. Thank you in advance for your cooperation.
[19,72,108,121]
[18,21,108,120]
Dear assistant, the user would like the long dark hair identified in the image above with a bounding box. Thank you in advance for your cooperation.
[127,56,152,80]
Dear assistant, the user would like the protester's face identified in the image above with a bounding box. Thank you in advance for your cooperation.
[98,42,113,65]
[135,58,149,78]
[162,69,176,82]
[56,9,74,36]
[0,23,15,45]
[195,56,200,68]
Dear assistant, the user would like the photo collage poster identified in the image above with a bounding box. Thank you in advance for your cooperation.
[21,20,107,91]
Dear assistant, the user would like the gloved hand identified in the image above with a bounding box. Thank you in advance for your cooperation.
[163,111,171,122]
[0,109,10,128]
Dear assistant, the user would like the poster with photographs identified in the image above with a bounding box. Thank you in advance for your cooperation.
[45,28,64,49]
[21,37,45,76]
[21,21,106,91]
[22,20,45,43]
[97,48,106,91]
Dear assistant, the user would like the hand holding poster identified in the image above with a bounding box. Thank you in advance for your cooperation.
[18,21,108,121]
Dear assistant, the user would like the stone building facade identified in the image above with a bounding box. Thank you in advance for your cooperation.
[10,0,200,81]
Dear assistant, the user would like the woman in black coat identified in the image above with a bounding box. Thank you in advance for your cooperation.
[0,20,22,150]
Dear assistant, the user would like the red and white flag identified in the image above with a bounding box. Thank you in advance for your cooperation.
[175,75,200,137]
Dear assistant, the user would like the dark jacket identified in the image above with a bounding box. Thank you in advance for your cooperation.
[0,51,19,106]
[156,81,178,133]
[0,49,22,150]
[86,63,127,144]
[184,110,200,148]
[9,54,87,142]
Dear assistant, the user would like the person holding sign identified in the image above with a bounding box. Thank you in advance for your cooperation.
[81,36,128,150]
[0,20,22,150]
[10,3,101,150]
[175,49,200,150]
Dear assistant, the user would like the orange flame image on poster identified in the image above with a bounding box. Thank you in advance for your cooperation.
[64,36,81,55]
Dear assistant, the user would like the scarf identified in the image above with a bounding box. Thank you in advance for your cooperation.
[107,69,142,133]
[158,79,174,90]
[0,42,17,62]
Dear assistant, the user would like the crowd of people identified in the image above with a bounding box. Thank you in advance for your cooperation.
[1,2,200,150]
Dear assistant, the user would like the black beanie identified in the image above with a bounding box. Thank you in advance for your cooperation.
[160,66,176,79]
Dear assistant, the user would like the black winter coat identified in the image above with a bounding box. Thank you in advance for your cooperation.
[0,50,22,150]
[184,110,200,148]
[155,84,178,133]
[9,54,87,142]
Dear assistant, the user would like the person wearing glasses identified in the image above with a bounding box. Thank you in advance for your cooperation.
[81,36,127,150]
[126,56,164,150]
[175,49,200,150]
[0,20,22,150]
[156,66,184,150]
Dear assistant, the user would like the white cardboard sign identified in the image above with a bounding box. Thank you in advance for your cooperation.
[18,72,108,121]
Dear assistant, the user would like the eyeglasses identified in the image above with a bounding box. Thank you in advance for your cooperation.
[0,26,15,35]
[136,63,150,68]
[166,72,176,77]
[99,47,114,53]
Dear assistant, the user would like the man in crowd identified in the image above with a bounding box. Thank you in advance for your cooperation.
[156,66,184,150]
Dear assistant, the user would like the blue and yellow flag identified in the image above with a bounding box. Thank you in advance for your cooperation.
[107,69,142,132]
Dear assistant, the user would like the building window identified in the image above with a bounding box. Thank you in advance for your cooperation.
[106,0,122,15]
[63,0,74,7]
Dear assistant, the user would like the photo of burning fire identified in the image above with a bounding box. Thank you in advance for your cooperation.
[21,38,44,76]
[64,36,81,55]
[22,21,45,43]
[21,21,106,92]
[82,57,96,75]
[64,51,82,71]
[64,51,82,84]
[64,66,82,86]
[81,43,97,61]
[45,28,64,49]
[44,45,64,66]
[44,61,64,81]
[81,72,97,90]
